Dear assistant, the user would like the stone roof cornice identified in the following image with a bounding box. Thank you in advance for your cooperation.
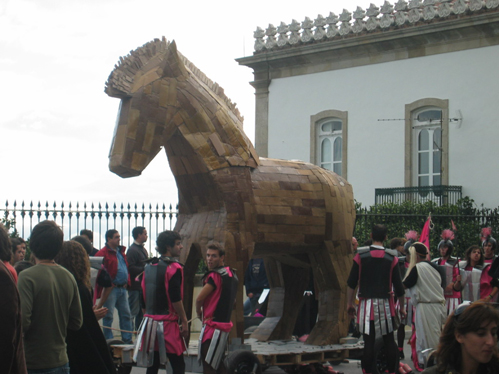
[237,2,499,76]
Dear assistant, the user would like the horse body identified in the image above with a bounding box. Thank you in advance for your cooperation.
[106,37,355,344]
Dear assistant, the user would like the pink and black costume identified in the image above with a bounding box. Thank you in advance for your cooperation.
[198,266,238,373]
[134,257,186,374]
[347,245,404,374]
[432,230,461,315]
[486,231,499,287]
[347,246,404,336]
[482,227,498,264]
[460,261,498,302]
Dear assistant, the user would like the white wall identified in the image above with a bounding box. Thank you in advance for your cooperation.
[267,45,499,208]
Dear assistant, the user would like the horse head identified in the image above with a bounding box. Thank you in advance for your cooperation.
[105,37,259,179]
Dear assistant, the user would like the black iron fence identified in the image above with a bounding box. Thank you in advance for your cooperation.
[375,185,462,206]
[1,200,178,257]
[4,197,498,259]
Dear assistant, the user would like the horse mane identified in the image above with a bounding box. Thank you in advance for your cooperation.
[105,37,243,123]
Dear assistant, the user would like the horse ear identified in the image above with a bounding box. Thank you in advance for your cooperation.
[162,40,188,78]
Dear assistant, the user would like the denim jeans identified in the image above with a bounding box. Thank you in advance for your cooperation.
[103,286,133,343]
[243,293,261,316]
[128,289,143,330]
[28,363,69,374]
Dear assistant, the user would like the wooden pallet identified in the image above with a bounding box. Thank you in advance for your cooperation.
[245,338,362,366]
[110,344,135,364]
[111,337,364,368]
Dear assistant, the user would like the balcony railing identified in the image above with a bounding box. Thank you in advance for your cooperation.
[375,185,462,206]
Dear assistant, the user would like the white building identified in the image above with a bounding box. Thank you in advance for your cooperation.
[238,0,499,208]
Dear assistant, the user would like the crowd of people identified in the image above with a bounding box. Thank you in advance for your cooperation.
[3,219,499,374]
[347,224,499,374]
[1,221,238,374]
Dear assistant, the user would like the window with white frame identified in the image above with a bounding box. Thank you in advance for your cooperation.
[404,99,449,188]
[318,119,343,175]
[310,110,348,178]
[413,109,443,186]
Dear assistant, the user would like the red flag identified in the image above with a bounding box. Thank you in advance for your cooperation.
[420,216,431,260]
[451,220,457,232]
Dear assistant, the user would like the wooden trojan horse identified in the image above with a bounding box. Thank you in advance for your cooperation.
[105,37,355,345]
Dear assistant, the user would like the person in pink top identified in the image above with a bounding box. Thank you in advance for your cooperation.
[460,245,499,302]
[431,229,462,315]
[134,230,189,374]
[481,227,497,264]
[485,230,499,293]
[196,243,238,374]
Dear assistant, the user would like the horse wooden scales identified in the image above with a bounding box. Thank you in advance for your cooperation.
[105,37,355,345]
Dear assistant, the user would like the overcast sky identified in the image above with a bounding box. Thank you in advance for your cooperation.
[0,0,372,209]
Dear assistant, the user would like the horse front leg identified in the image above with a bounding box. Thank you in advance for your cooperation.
[182,243,202,323]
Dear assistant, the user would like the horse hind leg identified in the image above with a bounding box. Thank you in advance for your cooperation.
[250,256,310,341]
[306,241,351,345]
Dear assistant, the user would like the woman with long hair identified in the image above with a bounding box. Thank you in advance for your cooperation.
[423,302,499,374]
[0,230,17,282]
[55,240,115,374]
[459,245,498,302]
[403,242,446,370]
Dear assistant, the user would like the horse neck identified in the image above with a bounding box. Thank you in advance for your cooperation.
[163,128,211,177]
[160,75,258,177]
[163,130,226,214]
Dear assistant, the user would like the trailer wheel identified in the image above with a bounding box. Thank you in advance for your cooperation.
[106,339,132,374]
[226,350,262,374]
[116,364,132,374]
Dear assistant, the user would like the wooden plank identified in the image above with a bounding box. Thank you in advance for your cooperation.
[275,254,311,269]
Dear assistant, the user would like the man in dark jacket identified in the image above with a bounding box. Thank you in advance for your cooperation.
[243,258,268,315]
[80,229,99,256]
[127,226,148,330]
